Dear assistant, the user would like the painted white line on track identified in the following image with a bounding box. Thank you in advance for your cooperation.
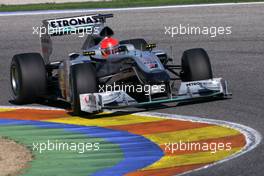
[0,2,264,16]
[0,105,261,175]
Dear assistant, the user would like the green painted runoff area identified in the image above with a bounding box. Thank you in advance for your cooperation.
[0,124,123,176]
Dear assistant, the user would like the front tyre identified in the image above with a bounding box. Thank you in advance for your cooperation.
[71,63,97,115]
[181,48,213,82]
[10,53,47,104]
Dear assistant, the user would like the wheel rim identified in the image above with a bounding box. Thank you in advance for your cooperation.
[11,65,20,96]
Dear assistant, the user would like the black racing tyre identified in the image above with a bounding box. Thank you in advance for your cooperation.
[181,48,213,82]
[120,38,148,51]
[10,53,47,104]
[71,63,97,115]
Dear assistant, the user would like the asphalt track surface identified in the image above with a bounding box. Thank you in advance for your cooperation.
[0,3,263,176]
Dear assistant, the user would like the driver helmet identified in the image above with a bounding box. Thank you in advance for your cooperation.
[100,37,119,58]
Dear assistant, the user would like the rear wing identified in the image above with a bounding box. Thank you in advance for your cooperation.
[41,14,113,63]
[42,13,113,36]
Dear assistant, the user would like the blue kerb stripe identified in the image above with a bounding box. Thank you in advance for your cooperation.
[0,119,163,176]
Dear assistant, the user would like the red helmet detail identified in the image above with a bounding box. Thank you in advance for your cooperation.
[100,37,119,58]
[101,37,119,49]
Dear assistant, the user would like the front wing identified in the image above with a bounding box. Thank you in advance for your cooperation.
[79,78,231,113]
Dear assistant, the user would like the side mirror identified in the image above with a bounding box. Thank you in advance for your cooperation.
[83,51,96,56]
[146,43,156,50]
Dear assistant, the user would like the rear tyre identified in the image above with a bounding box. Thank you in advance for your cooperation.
[120,38,148,51]
[71,63,97,115]
[181,48,213,81]
[10,53,47,104]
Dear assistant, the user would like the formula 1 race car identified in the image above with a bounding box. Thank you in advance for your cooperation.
[10,14,231,115]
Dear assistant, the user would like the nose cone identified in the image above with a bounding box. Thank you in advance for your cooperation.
[136,68,170,84]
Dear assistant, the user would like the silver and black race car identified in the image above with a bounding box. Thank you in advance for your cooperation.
[10,13,231,115]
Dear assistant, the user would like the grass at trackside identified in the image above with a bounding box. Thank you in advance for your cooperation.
[0,0,263,12]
